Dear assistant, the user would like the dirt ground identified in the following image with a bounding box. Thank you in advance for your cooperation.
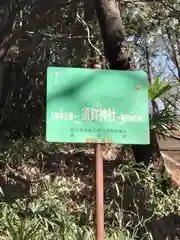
[159,138,180,162]
[159,137,180,184]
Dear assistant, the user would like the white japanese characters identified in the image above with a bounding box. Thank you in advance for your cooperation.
[51,106,144,123]
[81,107,116,121]
[51,109,74,120]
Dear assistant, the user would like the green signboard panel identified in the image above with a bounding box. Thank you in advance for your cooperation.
[46,67,149,144]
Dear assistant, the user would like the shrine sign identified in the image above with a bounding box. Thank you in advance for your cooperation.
[46,67,150,144]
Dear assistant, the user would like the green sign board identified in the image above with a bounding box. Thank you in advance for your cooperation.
[46,67,149,144]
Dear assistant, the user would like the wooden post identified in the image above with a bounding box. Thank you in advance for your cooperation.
[95,143,104,240]
[93,64,104,240]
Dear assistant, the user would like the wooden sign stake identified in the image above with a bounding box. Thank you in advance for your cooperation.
[95,143,104,240]
[93,64,104,240]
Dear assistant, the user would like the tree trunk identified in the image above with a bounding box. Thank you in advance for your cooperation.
[94,0,164,170]
[166,28,180,81]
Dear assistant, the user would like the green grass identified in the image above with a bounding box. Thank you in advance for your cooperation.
[0,138,180,239]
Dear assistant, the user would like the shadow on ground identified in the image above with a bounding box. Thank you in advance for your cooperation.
[0,147,179,239]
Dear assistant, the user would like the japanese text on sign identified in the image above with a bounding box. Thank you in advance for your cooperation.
[51,105,144,124]
[46,67,149,144]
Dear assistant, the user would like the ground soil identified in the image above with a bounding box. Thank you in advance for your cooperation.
[159,137,180,184]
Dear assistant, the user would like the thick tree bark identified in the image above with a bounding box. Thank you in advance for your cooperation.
[94,0,164,169]
[94,0,131,70]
